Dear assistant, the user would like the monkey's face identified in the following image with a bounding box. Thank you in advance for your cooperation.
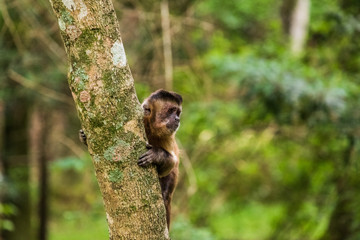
[162,102,181,133]
[144,100,182,137]
[154,101,182,136]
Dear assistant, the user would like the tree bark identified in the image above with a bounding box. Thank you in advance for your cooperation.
[47,0,169,239]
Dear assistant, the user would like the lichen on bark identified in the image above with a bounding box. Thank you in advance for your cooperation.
[48,0,169,239]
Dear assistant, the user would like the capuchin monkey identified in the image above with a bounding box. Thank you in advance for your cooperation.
[79,89,182,229]
[138,89,182,229]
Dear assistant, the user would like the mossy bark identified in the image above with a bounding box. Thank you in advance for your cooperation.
[47,0,169,239]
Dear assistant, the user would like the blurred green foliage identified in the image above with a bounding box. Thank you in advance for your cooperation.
[1,0,360,239]
[0,204,17,231]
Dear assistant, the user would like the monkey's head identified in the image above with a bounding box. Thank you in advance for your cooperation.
[142,89,183,138]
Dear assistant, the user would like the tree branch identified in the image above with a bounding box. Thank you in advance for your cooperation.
[8,70,74,106]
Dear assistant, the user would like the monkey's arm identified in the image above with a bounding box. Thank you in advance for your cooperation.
[79,129,88,146]
[138,145,176,177]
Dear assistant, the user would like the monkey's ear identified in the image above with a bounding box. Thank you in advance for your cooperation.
[141,100,151,116]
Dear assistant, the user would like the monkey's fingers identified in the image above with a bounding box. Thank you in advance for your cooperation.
[79,129,88,146]
[139,151,151,160]
[138,156,152,166]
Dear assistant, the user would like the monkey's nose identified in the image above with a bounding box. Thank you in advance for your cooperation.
[175,116,180,122]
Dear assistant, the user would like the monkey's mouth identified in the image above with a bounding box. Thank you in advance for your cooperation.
[167,122,180,132]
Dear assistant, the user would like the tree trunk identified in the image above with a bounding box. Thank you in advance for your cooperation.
[38,109,49,240]
[289,0,310,55]
[48,0,169,239]
[0,100,4,182]
[2,90,31,240]
[29,105,49,240]
[320,135,355,240]
[280,0,296,35]
[161,0,173,90]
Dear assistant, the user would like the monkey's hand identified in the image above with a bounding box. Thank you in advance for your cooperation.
[79,129,88,146]
[138,144,158,167]
[138,145,175,177]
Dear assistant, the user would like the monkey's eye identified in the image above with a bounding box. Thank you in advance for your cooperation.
[168,108,176,114]
[144,108,151,115]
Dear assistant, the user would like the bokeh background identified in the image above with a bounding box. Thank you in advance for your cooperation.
[1,0,360,239]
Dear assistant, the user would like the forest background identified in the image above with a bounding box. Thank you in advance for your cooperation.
[1,0,360,239]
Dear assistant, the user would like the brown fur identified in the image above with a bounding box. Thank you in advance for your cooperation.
[138,89,182,229]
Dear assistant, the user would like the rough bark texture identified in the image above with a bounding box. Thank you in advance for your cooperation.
[47,0,169,239]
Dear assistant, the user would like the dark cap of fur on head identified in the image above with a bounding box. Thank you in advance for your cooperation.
[149,89,183,105]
